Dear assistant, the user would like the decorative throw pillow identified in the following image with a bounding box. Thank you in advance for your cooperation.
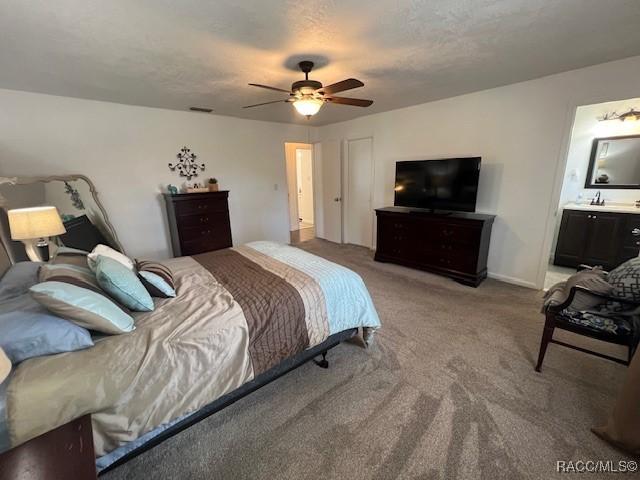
[38,263,101,291]
[51,246,90,269]
[0,261,43,302]
[136,260,176,298]
[30,281,135,334]
[1,292,94,363]
[88,244,134,271]
[94,256,154,312]
[600,257,640,313]
[543,267,614,312]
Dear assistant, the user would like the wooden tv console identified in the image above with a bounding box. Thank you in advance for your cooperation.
[374,207,495,287]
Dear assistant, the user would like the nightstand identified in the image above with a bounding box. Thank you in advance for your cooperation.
[0,415,96,480]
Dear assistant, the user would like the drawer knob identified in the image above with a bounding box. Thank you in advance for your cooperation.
[632,228,640,236]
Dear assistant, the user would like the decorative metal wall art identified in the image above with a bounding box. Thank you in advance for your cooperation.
[169,146,205,180]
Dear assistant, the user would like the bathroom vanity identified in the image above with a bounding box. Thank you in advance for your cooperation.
[554,203,640,270]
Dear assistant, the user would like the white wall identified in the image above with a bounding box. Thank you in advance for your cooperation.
[2,55,640,288]
[0,88,311,259]
[316,56,640,288]
[559,98,640,207]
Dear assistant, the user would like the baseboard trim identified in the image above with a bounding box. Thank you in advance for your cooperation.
[488,272,537,289]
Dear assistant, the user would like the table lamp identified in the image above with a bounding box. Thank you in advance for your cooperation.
[0,347,9,384]
[8,206,66,262]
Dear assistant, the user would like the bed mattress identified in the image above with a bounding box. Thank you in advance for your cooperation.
[5,242,381,460]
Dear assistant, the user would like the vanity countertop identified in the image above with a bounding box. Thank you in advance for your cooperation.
[563,202,640,214]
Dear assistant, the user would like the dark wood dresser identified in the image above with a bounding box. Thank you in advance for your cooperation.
[164,191,232,257]
[554,208,640,270]
[375,207,495,287]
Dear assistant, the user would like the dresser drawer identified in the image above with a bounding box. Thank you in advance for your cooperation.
[177,211,228,229]
[435,223,482,246]
[179,222,230,243]
[181,235,232,256]
[425,251,478,273]
[175,198,228,216]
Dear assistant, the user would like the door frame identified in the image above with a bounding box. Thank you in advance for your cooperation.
[343,136,375,248]
[537,92,640,289]
[284,142,314,232]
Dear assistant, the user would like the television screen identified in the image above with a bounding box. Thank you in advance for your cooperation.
[394,157,481,212]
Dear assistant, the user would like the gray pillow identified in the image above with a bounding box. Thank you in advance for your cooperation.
[0,262,43,302]
[0,293,94,363]
[30,281,135,335]
[601,257,640,313]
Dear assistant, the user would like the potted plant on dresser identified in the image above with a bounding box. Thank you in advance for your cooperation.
[208,178,219,192]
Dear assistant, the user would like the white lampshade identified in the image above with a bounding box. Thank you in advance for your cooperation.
[0,347,10,384]
[293,97,323,117]
[8,206,66,240]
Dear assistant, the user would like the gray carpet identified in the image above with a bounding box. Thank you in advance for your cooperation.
[103,239,633,479]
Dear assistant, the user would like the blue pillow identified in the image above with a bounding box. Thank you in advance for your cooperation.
[0,262,43,302]
[94,256,154,312]
[0,293,94,363]
[138,271,177,298]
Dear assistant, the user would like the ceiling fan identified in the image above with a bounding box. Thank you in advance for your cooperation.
[243,61,373,118]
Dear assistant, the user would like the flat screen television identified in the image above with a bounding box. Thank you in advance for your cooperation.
[394,157,481,212]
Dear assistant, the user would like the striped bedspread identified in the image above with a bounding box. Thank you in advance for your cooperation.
[7,242,381,457]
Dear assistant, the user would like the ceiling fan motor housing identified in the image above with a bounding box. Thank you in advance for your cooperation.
[291,79,323,95]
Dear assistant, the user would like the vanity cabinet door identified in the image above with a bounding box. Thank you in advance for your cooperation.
[554,210,591,267]
[581,213,623,269]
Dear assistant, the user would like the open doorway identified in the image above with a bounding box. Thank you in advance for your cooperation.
[285,142,315,244]
[542,97,640,290]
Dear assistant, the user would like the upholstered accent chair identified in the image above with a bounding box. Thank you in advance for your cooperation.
[536,266,640,372]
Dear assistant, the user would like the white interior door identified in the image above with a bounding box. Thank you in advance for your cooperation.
[345,138,373,248]
[320,140,342,243]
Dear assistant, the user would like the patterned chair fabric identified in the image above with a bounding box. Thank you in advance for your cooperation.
[558,309,633,337]
[602,257,640,313]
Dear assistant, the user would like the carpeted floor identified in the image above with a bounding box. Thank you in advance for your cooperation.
[103,239,634,480]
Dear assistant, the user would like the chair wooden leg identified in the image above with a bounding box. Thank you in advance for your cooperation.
[535,314,556,372]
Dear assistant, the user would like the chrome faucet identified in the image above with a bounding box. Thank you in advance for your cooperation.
[591,190,605,206]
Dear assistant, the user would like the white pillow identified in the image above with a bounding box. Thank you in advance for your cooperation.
[87,244,134,271]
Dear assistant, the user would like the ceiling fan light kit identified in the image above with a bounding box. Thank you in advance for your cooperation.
[293,97,324,117]
[244,61,373,118]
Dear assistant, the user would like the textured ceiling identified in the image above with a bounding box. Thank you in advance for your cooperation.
[1,0,640,126]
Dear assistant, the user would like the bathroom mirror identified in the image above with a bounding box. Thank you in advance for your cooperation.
[0,175,123,263]
[585,135,640,189]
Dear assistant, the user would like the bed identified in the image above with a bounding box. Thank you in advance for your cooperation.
[0,239,381,473]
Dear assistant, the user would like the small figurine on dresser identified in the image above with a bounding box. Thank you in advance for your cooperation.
[185,182,209,194]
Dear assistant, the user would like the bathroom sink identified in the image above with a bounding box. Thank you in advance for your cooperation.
[563,203,640,214]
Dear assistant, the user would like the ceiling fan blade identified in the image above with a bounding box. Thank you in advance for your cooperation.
[318,78,364,95]
[242,99,291,108]
[325,96,373,107]
[248,83,292,94]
